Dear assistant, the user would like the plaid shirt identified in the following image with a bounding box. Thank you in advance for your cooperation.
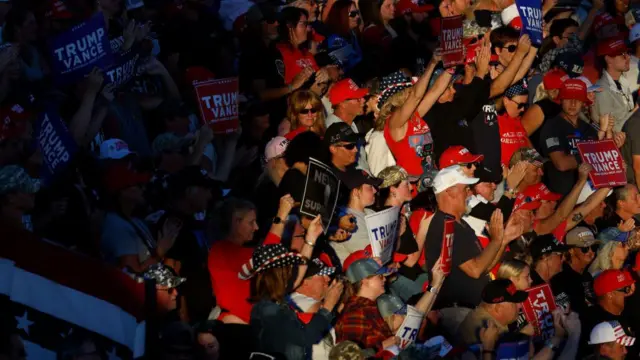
[335,296,394,351]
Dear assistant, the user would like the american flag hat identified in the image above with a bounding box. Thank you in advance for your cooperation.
[588,321,636,347]
[238,244,306,280]
[305,258,336,278]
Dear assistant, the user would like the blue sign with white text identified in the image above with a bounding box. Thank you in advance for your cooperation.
[50,12,112,84]
[103,48,140,88]
[516,0,543,46]
[36,107,77,182]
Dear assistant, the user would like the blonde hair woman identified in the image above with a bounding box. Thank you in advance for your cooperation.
[588,241,629,277]
[279,90,327,139]
[497,260,533,290]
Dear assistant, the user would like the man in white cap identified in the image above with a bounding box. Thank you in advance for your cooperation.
[99,138,136,160]
[424,165,520,334]
[587,321,636,360]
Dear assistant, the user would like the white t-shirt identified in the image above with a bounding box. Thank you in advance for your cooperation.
[365,129,395,176]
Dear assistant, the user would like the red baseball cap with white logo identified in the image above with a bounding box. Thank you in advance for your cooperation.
[597,37,627,57]
[542,69,568,91]
[558,79,589,103]
[395,0,434,15]
[328,78,369,105]
[594,269,636,296]
[438,146,484,168]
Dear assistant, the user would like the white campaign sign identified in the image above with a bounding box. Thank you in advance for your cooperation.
[396,305,424,350]
[365,206,400,264]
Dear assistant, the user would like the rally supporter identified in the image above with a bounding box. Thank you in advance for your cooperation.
[388,0,434,77]
[438,145,484,178]
[323,0,363,75]
[588,240,629,277]
[621,110,640,190]
[597,184,640,229]
[580,269,637,358]
[280,89,327,140]
[358,0,396,76]
[550,227,599,315]
[521,69,565,153]
[335,258,398,351]
[586,321,637,360]
[592,37,636,132]
[622,23,640,93]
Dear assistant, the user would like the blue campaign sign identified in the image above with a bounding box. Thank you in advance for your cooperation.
[516,0,543,46]
[103,48,140,88]
[496,340,529,360]
[35,107,77,182]
[50,12,112,84]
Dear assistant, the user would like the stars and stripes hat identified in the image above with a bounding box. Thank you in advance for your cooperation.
[238,244,306,280]
[305,258,336,278]
[140,263,186,288]
[505,83,528,99]
[0,166,40,195]
[589,321,636,346]
[377,71,415,108]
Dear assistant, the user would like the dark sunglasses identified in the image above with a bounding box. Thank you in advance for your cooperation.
[464,162,479,169]
[502,44,517,53]
[616,286,633,295]
[337,143,357,150]
[348,10,360,18]
[299,108,319,114]
[512,101,529,110]
[579,244,600,253]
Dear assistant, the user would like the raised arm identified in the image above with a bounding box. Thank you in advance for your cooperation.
[490,35,532,98]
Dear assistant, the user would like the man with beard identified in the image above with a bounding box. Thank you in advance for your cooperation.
[539,79,600,196]
[551,227,599,317]
[592,37,636,132]
[389,0,434,76]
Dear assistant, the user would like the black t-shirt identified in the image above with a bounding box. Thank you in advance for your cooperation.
[423,76,492,164]
[389,32,432,77]
[538,115,598,196]
[549,262,595,316]
[469,196,515,224]
[161,210,215,323]
[425,211,489,308]
[529,99,562,154]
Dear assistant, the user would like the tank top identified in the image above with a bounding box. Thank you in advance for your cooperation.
[276,43,319,85]
[384,112,434,180]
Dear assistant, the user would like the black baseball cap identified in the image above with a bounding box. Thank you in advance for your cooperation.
[340,168,383,190]
[530,234,569,261]
[168,166,221,194]
[553,50,584,78]
[481,279,528,304]
[324,123,362,146]
[474,166,502,184]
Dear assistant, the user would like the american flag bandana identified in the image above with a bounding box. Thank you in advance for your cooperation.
[612,322,636,346]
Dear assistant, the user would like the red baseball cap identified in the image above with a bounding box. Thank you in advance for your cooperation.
[185,66,215,86]
[105,164,151,193]
[513,192,541,212]
[522,182,562,202]
[328,78,369,106]
[558,79,589,103]
[342,245,373,271]
[45,0,74,20]
[0,105,31,142]
[594,269,635,297]
[597,37,628,57]
[395,0,434,15]
[543,69,568,91]
[439,146,484,168]
[464,40,480,65]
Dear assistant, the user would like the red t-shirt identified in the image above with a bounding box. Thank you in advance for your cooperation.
[207,233,280,323]
[384,112,433,176]
[498,113,530,167]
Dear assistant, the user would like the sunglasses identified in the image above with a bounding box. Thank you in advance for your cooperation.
[299,108,319,115]
[511,101,529,110]
[348,10,360,18]
[579,244,600,253]
[336,143,357,150]
[616,286,633,295]
[464,162,478,169]
[501,44,517,53]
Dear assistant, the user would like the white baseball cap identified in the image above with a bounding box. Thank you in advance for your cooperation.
[125,0,144,10]
[433,165,479,194]
[99,139,135,160]
[589,321,636,346]
[630,23,640,43]
[264,136,289,162]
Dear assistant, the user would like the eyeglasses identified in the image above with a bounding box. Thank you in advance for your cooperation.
[348,10,360,18]
[511,101,529,110]
[501,44,517,53]
[299,108,319,115]
[464,162,478,169]
[298,20,309,27]
[579,244,600,253]
[616,286,633,295]
[336,143,357,150]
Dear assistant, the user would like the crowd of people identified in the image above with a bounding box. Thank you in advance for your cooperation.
[5,0,640,358]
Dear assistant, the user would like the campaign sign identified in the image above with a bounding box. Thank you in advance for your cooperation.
[522,284,557,339]
[50,12,112,84]
[35,107,77,182]
[496,340,529,360]
[299,158,341,232]
[577,140,626,188]
[516,0,544,45]
[396,305,424,350]
[438,217,455,276]
[365,206,400,265]
[440,15,464,68]
[195,77,240,134]
[103,48,140,88]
